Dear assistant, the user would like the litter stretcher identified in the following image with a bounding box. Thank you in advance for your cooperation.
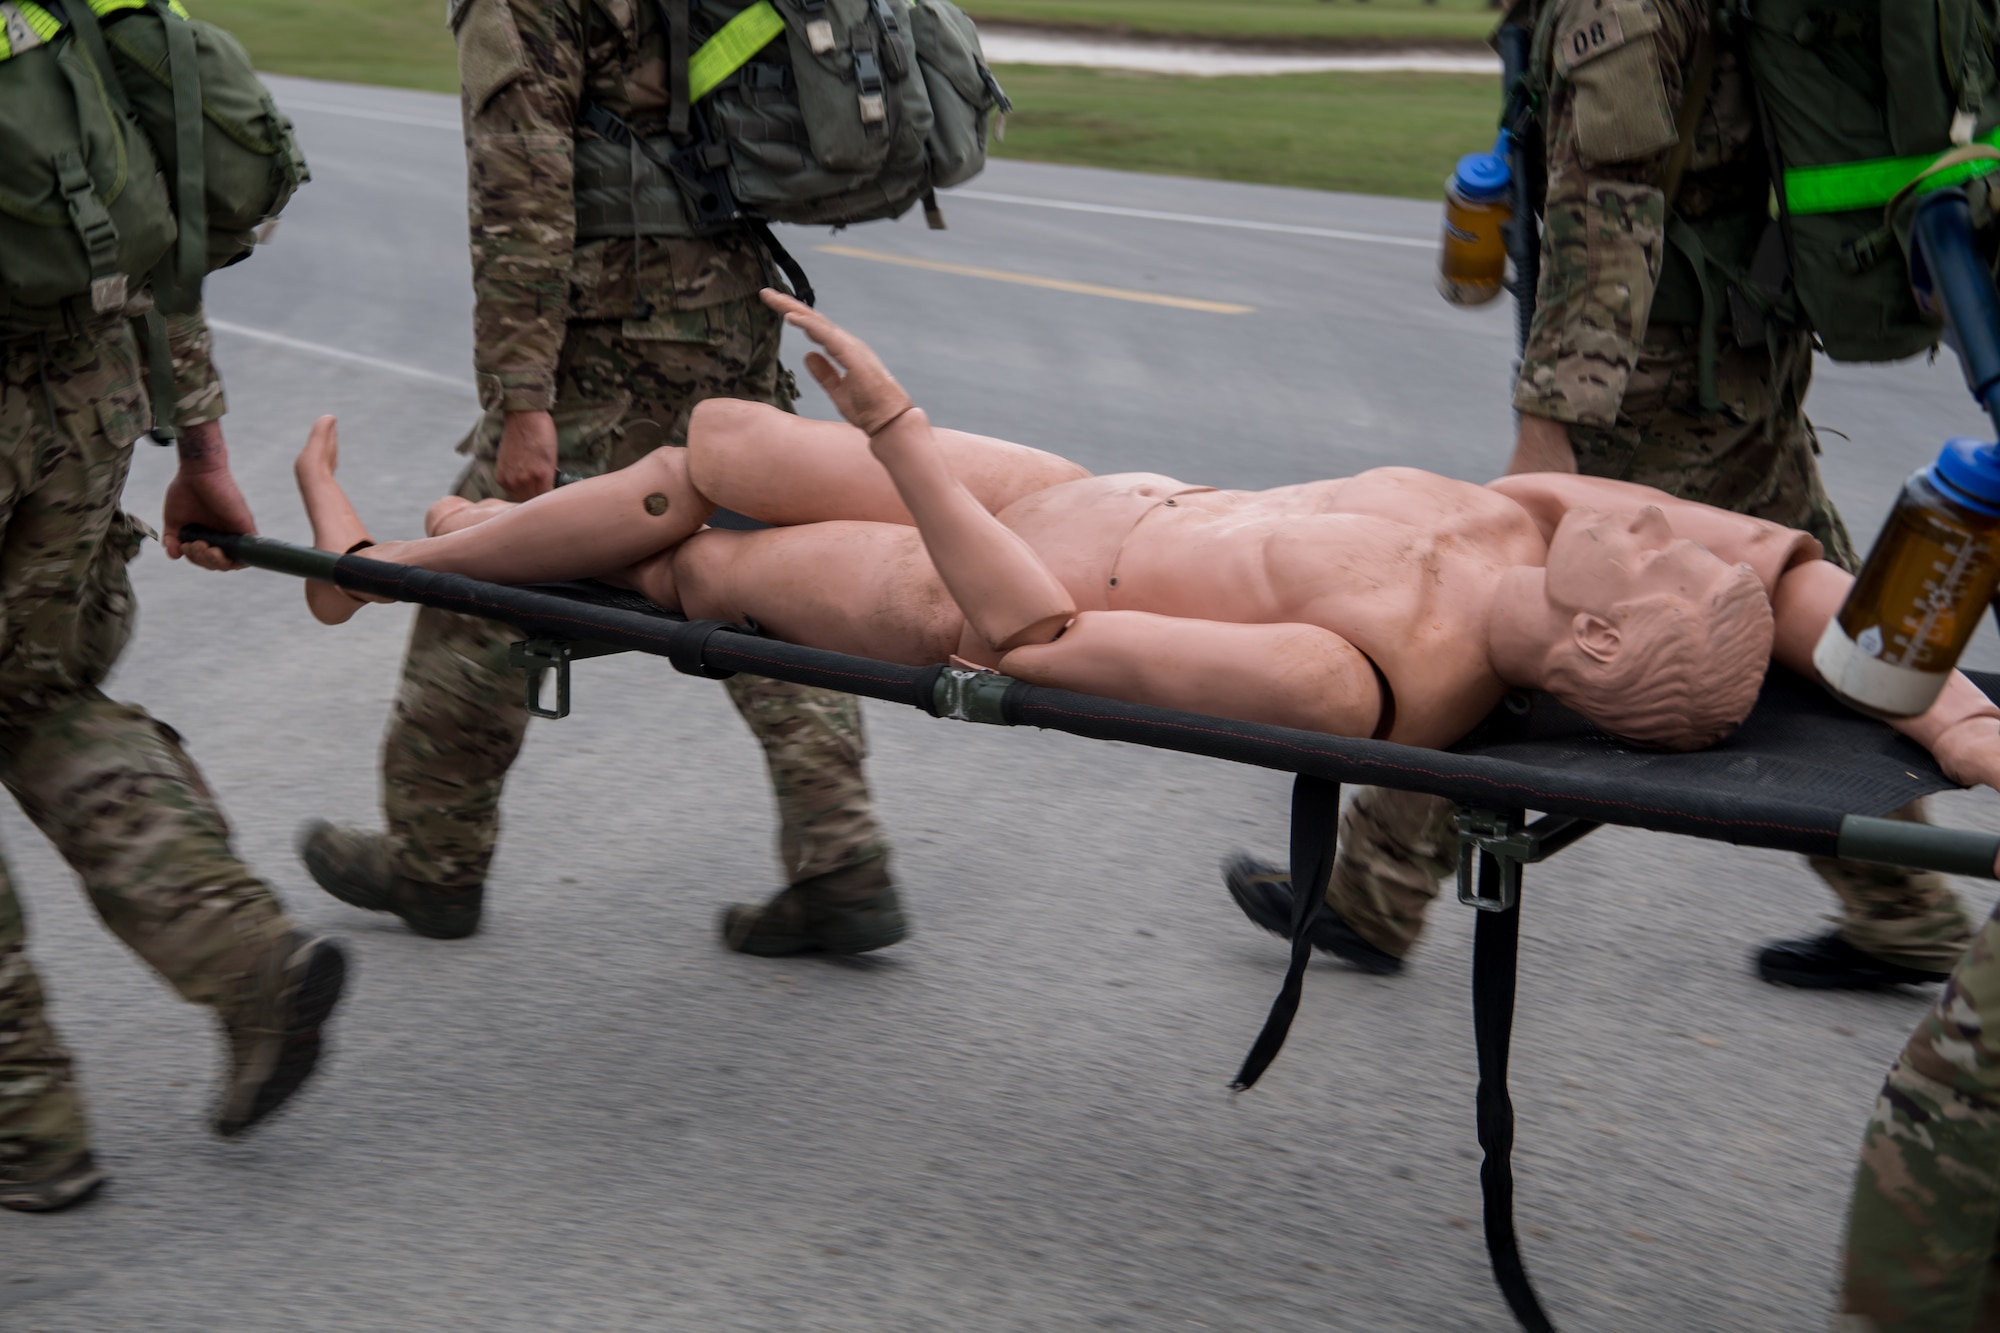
[190,525,2000,1333]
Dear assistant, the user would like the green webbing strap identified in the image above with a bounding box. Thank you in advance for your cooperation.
[688,0,785,103]
[133,306,177,441]
[1785,129,2000,215]
[159,3,207,310]
[52,148,127,312]
[88,0,191,18]
[1664,216,1725,412]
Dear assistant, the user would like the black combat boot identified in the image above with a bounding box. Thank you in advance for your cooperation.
[1222,852,1404,976]
[720,857,909,956]
[298,820,484,940]
[214,928,348,1138]
[1755,931,1952,990]
[0,1152,107,1213]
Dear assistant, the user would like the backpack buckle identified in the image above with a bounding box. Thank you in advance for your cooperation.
[853,48,885,123]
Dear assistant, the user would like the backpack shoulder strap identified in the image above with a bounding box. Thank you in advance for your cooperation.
[1658,10,1717,206]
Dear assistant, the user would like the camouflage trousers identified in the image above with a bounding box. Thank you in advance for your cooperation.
[0,322,290,1172]
[383,297,887,889]
[1838,896,2000,1330]
[1329,329,1971,971]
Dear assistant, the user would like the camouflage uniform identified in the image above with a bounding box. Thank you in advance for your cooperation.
[368,0,888,899]
[1839,899,2000,1330]
[0,312,296,1174]
[1326,0,1970,974]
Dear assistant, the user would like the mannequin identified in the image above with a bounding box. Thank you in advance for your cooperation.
[293,292,2000,786]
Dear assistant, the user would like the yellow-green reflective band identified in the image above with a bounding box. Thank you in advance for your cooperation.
[88,0,193,19]
[688,0,786,102]
[1784,129,2000,215]
[0,0,64,60]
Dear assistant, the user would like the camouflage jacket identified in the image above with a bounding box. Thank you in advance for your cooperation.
[449,0,769,414]
[1511,0,1769,428]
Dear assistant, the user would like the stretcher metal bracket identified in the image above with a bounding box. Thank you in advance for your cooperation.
[933,665,1016,725]
[1454,809,1602,912]
[510,638,628,719]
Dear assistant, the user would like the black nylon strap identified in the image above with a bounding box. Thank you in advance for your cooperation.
[1472,847,1557,1333]
[751,220,815,306]
[661,0,691,140]
[1231,774,1340,1090]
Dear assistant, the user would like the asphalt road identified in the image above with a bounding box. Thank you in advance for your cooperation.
[10,75,2000,1333]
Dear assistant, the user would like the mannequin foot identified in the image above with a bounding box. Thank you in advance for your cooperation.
[293,417,398,625]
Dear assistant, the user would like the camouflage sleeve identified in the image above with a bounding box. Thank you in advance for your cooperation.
[1841,902,2000,1328]
[454,0,585,414]
[1513,0,1700,428]
[165,308,227,427]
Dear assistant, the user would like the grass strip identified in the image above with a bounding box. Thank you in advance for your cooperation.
[191,3,1502,197]
[194,0,461,93]
[965,0,1497,46]
[988,66,1498,199]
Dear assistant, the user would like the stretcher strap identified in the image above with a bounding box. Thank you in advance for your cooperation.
[1473,848,1556,1333]
[1230,775,1340,1091]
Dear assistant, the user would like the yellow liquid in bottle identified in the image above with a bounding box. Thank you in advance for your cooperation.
[1437,183,1510,307]
[1816,474,2000,716]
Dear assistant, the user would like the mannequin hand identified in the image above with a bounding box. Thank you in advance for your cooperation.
[496,409,558,499]
[761,288,913,433]
[1507,413,1578,475]
[163,437,255,572]
[1932,714,2000,792]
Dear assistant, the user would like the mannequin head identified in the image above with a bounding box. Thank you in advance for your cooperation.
[1510,506,1775,749]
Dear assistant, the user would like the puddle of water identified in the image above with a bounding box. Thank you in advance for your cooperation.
[978,31,1498,77]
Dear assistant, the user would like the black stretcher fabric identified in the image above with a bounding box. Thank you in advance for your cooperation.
[329,557,1989,860]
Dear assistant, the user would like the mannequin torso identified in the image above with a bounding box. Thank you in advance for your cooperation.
[984,468,1573,741]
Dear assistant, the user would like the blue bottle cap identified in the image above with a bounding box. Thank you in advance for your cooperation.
[1452,150,1512,202]
[1930,436,2000,516]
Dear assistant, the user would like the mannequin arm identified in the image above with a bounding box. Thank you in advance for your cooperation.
[998,611,1386,739]
[766,289,1076,652]
[1773,560,2000,788]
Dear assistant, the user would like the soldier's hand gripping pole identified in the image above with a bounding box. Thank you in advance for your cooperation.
[1497,23,1539,357]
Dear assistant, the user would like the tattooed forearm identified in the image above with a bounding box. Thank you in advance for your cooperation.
[175,419,229,471]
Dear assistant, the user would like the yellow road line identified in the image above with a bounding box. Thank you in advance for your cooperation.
[813,244,1254,315]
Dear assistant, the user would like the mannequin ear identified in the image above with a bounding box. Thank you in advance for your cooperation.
[1570,611,1621,664]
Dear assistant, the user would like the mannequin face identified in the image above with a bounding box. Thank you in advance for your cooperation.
[1543,505,1736,620]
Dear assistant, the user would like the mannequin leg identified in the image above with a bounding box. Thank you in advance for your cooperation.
[687,398,1089,527]
[674,521,964,665]
[295,426,714,602]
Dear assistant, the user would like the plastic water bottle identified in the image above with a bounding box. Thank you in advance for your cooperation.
[1816,437,2000,717]
[1436,143,1512,307]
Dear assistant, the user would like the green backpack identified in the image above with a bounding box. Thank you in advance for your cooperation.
[0,0,305,335]
[96,0,309,309]
[543,0,1009,279]
[1741,0,2000,363]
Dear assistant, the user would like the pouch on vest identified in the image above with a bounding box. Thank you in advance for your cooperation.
[95,0,307,312]
[572,0,1007,243]
[1743,0,2000,363]
[0,2,176,334]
